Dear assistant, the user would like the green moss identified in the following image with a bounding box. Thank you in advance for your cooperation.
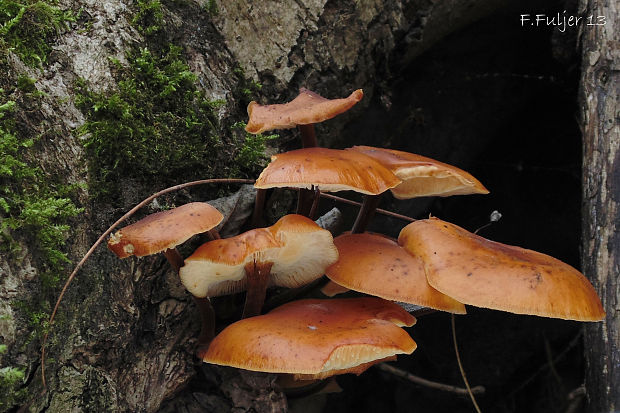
[76,45,225,200]
[131,0,163,36]
[0,89,82,285]
[0,0,75,67]
[231,121,278,172]
[0,366,26,411]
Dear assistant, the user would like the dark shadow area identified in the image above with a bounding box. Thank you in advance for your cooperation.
[322,2,584,413]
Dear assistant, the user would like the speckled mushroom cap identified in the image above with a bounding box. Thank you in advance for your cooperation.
[107,202,223,258]
[179,214,338,298]
[347,146,489,199]
[325,233,466,314]
[245,88,364,134]
[255,147,401,195]
[201,297,417,379]
[399,218,605,321]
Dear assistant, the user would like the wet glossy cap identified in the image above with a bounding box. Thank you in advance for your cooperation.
[399,218,605,321]
[201,297,416,379]
[255,147,401,195]
[246,88,363,134]
[107,203,223,258]
[180,214,338,297]
[347,146,489,199]
[326,233,466,313]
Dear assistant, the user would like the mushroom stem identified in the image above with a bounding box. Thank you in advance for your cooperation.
[296,185,316,217]
[207,229,221,240]
[251,189,268,228]
[298,124,317,148]
[163,248,217,351]
[163,248,184,273]
[194,296,216,349]
[351,194,381,234]
[307,187,321,220]
[242,261,274,318]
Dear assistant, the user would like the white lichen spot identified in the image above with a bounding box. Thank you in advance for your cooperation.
[123,244,134,254]
[308,325,317,330]
[109,231,122,245]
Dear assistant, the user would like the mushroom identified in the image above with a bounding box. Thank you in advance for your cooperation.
[245,88,364,221]
[347,145,489,199]
[398,217,605,321]
[107,202,224,344]
[325,233,466,313]
[345,146,489,233]
[201,297,417,380]
[179,214,339,318]
[255,147,402,219]
[245,88,364,147]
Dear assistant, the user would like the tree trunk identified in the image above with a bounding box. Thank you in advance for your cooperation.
[579,0,620,410]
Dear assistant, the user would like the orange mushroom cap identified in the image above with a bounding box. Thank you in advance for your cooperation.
[399,218,605,321]
[255,147,402,195]
[107,202,223,258]
[179,214,338,297]
[202,297,416,379]
[347,146,489,199]
[325,233,466,313]
[245,88,364,134]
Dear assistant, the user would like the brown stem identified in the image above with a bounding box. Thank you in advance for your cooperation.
[207,229,221,240]
[251,188,267,228]
[242,261,273,318]
[351,194,381,234]
[307,187,321,220]
[194,296,216,354]
[163,248,184,273]
[319,193,415,223]
[42,177,253,390]
[298,124,317,148]
[163,248,216,356]
[296,186,315,217]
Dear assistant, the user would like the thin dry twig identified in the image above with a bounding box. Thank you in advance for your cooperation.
[318,192,416,222]
[377,363,485,396]
[40,178,254,390]
[452,314,483,413]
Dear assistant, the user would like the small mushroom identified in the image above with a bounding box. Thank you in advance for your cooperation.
[399,217,605,321]
[201,297,417,380]
[245,88,364,146]
[179,214,339,318]
[345,146,489,233]
[325,233,466,313]
[107,202,224,344]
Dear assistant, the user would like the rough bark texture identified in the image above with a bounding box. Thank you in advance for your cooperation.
[0,1,507,412]
[579,0,620,411]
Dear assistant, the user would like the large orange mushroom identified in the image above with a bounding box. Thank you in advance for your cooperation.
[325,233,466,313]
[201,297,417,380]
[180,214,338,318]
[399,217,605,321]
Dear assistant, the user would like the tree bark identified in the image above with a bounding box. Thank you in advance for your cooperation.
[579,0,620,410]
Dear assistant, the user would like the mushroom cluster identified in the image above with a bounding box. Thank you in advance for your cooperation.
[105,87,604,389]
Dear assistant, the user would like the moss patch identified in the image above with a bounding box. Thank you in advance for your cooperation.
[76,45,227,200]
[0,0,74,67]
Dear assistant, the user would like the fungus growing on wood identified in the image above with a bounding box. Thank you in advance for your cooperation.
[345,146,489,233]
[398,217,605,321]
[347,145,489,199]
[180,214,338,318]
[325,233,466,313]
[107,202,225,344]
[201,297,417,380]
[255,147,401,195]
[246,89,364,222]
[245,88,363,145]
